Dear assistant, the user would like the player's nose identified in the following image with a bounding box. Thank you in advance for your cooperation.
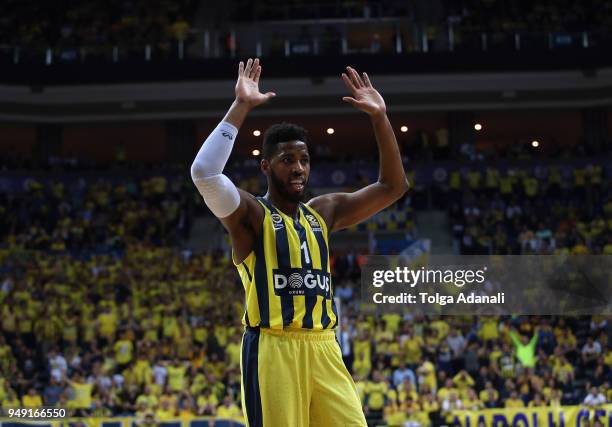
[292,162,305,174]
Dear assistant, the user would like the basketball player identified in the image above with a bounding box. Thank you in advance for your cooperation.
[191,58,408,426]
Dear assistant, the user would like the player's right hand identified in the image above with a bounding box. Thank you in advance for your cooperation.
[235,58,276,108]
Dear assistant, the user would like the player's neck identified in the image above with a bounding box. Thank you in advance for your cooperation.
[264,191,299,218]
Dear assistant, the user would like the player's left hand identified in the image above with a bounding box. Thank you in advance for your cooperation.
[341,66,386,117]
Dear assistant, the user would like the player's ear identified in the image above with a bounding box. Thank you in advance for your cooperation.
[261,158,270,176]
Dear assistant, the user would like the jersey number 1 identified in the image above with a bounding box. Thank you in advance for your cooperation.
[300,241,311,264]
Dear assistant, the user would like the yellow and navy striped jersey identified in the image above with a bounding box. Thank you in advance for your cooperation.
[235,197,338,330]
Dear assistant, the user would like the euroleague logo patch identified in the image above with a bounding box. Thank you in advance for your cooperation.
[305,214,322,232]
[271,213,284,230]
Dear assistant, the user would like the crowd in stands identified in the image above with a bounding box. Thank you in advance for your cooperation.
[0,139,611,425]
[229,0,612,35]
[395,125,612,256]
[0,245,245,422]
[442,164,611,255]
[0,175,196,254]
[451,0,612,35]
[228,0,408,21]
[229,0,612,55]
[3,0,611,64]
[0,0,197,60]
[335,311,611,426]
[0,239,610,425]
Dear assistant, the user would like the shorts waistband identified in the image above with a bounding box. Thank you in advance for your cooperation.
[246,326,336,341]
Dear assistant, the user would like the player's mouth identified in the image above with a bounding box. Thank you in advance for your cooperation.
[289,178,305,192]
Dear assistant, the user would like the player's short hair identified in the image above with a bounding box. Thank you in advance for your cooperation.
[262,122,308,159]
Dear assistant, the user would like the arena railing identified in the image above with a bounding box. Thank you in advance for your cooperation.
[1,23,610,66]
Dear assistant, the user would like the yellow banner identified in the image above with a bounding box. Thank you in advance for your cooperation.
[0,417,245,427]
[452,405,612,427]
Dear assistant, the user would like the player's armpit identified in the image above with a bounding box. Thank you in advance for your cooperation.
[308,181,407,233]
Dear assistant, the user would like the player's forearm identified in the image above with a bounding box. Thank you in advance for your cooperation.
[370,112,409,196]
[190,120,238,180]
[190,105,243,218]
[191,99,250,180]
[222,99,252,130]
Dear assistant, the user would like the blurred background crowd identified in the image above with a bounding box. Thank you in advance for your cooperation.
[0,142,611,425]
[1,1,611,427]
[0,247,611,425]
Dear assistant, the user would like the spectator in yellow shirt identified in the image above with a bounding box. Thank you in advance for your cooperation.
[553,356,575,385]
[402,396,427,426]
[97,307,117,342]
[437,378,458,402]
[155,399,175,420]
[453,370,475,395]
[420,391,440,424]
[557,329,577,354]
[402,329,423,366]
[479,317,500,341]
[549,389,562,407]
[68,372,94,410]
[2,389,20,409]
[480,382,499,408]
[162,308,179,339]
[216,395,242,421]
[365,378,387,421]
[133,353,153,387]
[166,359,187,392]
[528,393,546,407]
[135,386,158,411]
[463,388,484,410]
[138,412,158,427]
[197,388,219,416]
[441,391,463,423]
[225,334,242,368]
[571,238,589,255]
[177,395,196,419]
[170,16,190,41]
[505,391,525,408]
[353,351,372,379]
[417,357,437,392]
[114,333,134,368]
[22,387,43,408]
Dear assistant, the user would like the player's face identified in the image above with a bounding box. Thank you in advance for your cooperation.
[265,141,310,202]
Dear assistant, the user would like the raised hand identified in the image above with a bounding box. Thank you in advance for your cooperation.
[235,58,276,108]
[341,66,386,117]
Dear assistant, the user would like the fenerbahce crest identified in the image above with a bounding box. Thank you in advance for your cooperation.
[273,268,331,298]
[270,213,284,230]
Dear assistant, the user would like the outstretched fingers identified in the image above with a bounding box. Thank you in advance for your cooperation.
[347,66,364,88]
[253,65,262,83]
[363,72,372,87]
[249,58,260,80]
[244,58,253,76]
[238,61,244,78]
[341,73,356,92]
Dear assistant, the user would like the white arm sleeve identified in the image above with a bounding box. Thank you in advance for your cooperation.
[190,121,241,218]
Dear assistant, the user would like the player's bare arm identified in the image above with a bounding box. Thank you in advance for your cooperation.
[191,58,275,263]
[309,66,409,232]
